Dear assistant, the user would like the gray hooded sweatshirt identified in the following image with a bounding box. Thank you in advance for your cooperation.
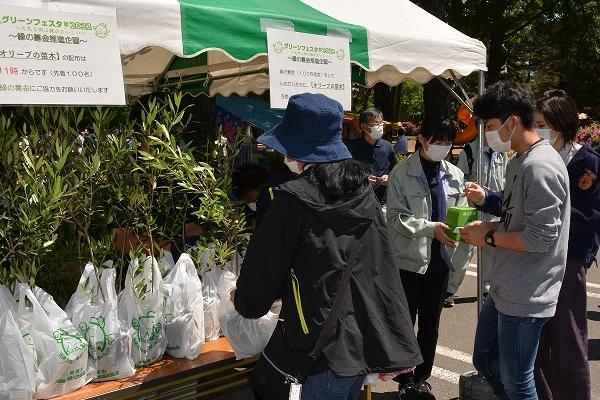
[491,140,570,318]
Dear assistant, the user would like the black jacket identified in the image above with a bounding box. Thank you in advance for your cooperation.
[235,169,422,377]
[255,168,296,228]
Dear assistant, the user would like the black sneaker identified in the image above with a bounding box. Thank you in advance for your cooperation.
[398,383,419,400]
[416,381,437,400]
[443,293,455,308]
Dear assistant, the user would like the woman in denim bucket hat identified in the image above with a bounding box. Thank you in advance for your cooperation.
[230,93,421,400]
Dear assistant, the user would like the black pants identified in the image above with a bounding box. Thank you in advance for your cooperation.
[535,258,591,400]
[395,265,449,383]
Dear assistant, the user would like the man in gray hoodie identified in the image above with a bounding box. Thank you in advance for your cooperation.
[461,81,570,400]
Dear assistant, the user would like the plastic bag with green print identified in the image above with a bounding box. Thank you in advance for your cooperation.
[0,285,36,400]
[117,255,167,368]
[162,253,204,359]
[195,245,222,341]
[15,284,90,398]
[66,262,135,382]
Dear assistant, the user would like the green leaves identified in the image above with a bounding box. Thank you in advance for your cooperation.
[1,93,247,302]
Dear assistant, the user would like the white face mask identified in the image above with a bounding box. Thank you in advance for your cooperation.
[368,124,384,140]
[424,144,452,162]
[246,202,257,212]
[284,158,303,175]
[537,128,558,146]
[485,118,515,153]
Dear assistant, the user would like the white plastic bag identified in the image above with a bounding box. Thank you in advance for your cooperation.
[0,286,36,400]
[162,253,205,359]
[197,247,222,341]
[216,270,278,360]
[157,251,175,277]
[118,256,167,368]
[14,284,90,399]
[65,262,135,382]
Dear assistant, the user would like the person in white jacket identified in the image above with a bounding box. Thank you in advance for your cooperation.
[387,118,471,400]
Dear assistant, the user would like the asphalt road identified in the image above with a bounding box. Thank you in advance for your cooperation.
[370,252,600,399]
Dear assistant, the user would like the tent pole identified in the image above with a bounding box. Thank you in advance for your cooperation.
[157,68,270,89]
[449,70,471,104]
[435,76,473,113]
[476,70,485,316]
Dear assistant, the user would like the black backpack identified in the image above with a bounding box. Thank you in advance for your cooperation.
[464,142,475,177]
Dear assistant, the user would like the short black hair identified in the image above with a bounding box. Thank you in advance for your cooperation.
[359,107,383,124]
[231,163,267,199]
[473,81,536,129]
[420,118,458,143]
[536,89,579,143]
[312,159,370,200]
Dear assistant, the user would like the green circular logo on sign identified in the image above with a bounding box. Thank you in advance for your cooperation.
[273,41,284,54]
[336,49,345,60]
[94,23,110,38]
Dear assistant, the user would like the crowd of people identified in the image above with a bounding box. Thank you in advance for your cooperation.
[228,81,600,400]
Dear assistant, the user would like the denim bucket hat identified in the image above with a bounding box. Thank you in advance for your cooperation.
[257,93,352,163]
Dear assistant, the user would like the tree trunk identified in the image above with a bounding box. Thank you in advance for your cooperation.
[373,83,403,122]
[416,0,451,125]
[423,79,451,126]
[487,30,506,84]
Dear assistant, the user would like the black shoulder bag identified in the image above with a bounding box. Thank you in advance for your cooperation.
[248,241,361,400]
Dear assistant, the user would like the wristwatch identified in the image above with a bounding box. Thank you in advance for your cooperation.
[485,229,497,247]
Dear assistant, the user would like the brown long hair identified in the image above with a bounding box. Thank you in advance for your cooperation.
[536,90,579,142]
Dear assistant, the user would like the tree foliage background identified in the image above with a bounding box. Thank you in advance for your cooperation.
[361,0,600,123]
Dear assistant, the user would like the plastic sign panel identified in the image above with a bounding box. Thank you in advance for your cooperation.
[267,28,351,110]
[0,4,125,105]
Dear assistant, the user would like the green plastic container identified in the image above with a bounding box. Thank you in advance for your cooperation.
[445,206,478,241]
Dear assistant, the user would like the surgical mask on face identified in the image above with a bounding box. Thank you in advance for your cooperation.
[485,118,515,153]
[424,144,452,162]
[537,128,558,146]
[246,202,257,212]
[368,124,384,140]
[284,158,303,175]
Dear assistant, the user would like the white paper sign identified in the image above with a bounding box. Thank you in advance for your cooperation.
[0,4,125,105]
[267,29,351,110]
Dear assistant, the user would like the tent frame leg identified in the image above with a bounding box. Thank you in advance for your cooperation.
[476,70,485,315]
[437,70,486,316]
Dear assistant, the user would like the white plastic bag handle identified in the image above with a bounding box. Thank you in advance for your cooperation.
[78,263,97,288]
[0,285,16,313]
[126,255,163,295]
[100,266,118,305]
[17,283,51,326]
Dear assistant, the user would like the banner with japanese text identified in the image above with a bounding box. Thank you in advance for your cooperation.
[267,29,351,110]
[0,4,125,105]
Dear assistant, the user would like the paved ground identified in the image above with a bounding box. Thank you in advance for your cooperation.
[231,250,600,400]
[370,253,600,399]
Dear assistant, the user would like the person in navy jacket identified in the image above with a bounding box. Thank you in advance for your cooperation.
[464,90,600,400]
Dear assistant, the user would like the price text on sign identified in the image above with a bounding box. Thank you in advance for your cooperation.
[0,5,124,105]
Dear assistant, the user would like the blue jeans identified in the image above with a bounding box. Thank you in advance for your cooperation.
[301,370,365,400]
[473,297,549,400]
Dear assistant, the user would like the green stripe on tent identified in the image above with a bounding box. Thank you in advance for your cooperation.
[179,0,369,68]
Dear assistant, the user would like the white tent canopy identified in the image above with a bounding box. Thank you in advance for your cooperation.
[23,0,486,97]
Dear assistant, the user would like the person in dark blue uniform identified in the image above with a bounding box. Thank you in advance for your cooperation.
[346,108,397,203]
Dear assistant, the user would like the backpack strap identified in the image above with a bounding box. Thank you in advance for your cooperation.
[464,142,475,177]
